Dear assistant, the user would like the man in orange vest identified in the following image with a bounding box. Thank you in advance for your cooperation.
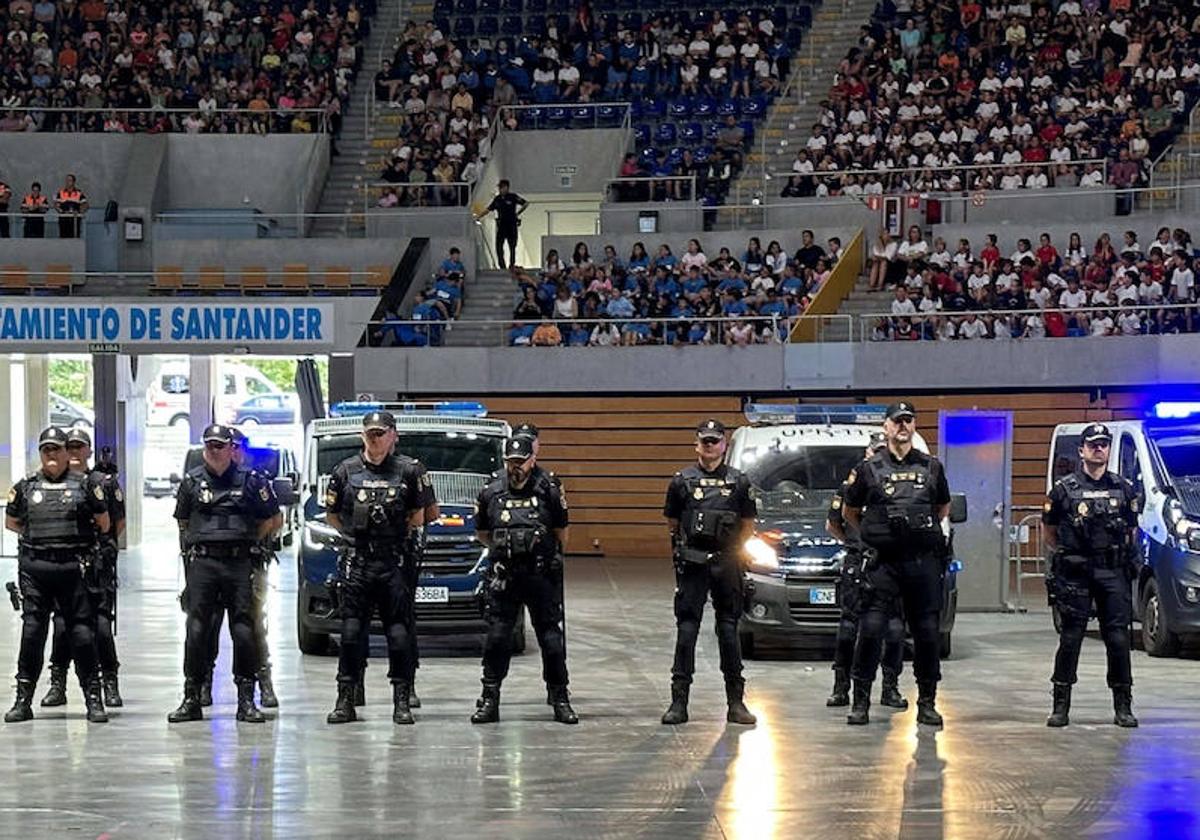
[55,174,88,239]
[0,178,11,238]
[21,182,49,239]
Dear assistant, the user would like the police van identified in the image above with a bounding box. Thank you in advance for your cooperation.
[1047,402,1200,656]
[295,402,513,655]
[732,404,964,658]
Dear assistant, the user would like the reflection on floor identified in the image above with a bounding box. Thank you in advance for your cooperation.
[0,546,1198,840]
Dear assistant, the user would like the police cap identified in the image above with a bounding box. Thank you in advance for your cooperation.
[229,427,247,446]
[885,401,916,422]
[512,422,539,440]
[363,410,396,431]
[504,436,535,461]
[65,427,92,447]
[1081,423,1112,444]
[202,423,234,444]
[697,419,726,440]
[37,426,68,450]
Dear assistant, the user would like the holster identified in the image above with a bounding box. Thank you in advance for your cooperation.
[1045,548,1062,607]
[178,549,195,613]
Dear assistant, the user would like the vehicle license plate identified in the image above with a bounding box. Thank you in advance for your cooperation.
[415,586,450,603]
[809,587,836,605]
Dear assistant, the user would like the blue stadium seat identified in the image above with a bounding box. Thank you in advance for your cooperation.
[434,0,454,16]
[680,121,703,144]
[638,147,658,168]
[772,6,788,26]
[454,0,476,15]
[787,27,804,48]
[655,122,677,144]
[716,99,739,118]
[693,95,716,118]
[634,123,651,145]
[453,16,475,36]
[794,6,812,28]
[598,104,623,126]
[571,105,594,126]
[525,0,546,11]
[601,12,619,35]
[704,121,721,141]
[548,0,571,13]
[642,97,666,119]
[693,145,712,163]
[525,14,546,35]
[435,16,451,33]
[668,98,691,119]
[739,119,755,144]
[477,15,499,35]
[666,146,685,165]
[742,96,766,118]
[521,106,545,128]
[478,0,499,12]
[500,0,522,11]
[622,11,642,30]
[547,106,569,127]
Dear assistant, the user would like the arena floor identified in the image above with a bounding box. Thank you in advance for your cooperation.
[0,525,1198,840]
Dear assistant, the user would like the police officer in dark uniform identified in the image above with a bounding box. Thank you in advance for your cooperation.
[1043,423,1141,728]
[4,427,111,723]
[324,410,435,725]
[825,432,907,711]
[471,435,576,724]
[199,428,279,710]
[473,179,528,270]
[41,429,126,710]
[844,402,952,727]
[661,419,758,726]
[169,424,281,724]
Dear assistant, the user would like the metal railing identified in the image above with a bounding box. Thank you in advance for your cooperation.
[0,210,91,239]
[0,266,392,295]
[0,106,332,134]
[1007,506,1046,612]
[495,102,632,131]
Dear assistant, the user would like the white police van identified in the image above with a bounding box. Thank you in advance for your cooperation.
[732,404,962,657]
[295,402,513,655]
[1048,401,1200,656]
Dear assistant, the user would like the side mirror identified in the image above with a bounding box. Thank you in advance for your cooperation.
[273,477,298,506]
[949,493,968,524]
[169,472,181,483]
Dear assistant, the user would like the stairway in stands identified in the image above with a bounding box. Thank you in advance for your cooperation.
[310,0,406,237]
[444,269,515,346]
[719,0,880,229]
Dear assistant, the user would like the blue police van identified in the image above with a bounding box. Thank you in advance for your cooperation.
[295,402,516,655]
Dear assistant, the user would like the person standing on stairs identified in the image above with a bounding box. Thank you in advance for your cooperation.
[474,179,528,270]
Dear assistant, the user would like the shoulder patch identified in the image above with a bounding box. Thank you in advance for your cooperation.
[114,488,124,502]
[94,484,105,501]
[1130,496,1140,514]
[831,497,842,510]
[5,487,14,504]
[1042,499,1052,513]
[847,468,857,484]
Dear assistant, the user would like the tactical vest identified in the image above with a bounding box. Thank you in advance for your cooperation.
[487,476,554,563]
[859,456,940,549]
[21,470,94,549]
[185,467,258,545]
[1057,473,1129,558]
[678,468,742,554]
[344,460,411,542]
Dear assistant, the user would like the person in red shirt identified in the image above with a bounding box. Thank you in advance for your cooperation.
[1023,138,1049,163]
[1043,302,1067,337]
[1036,233,1059,269]
[979,234,1001,273]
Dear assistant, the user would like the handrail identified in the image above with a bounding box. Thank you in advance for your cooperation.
[0,105,331,133]
[789,228,863,342]
[768,158,1108,182]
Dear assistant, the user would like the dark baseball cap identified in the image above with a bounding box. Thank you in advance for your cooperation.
[202,423,234,444]
[362,410,396,431]
[66,428,92,447]
[504,436,535,460]
[885,401,916,421]
[38,427,68,450]
[1081,423,1112,444]
[512,422,539,440]
[697,419,726,440]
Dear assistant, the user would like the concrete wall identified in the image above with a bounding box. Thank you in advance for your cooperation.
[153,238,410,274]
[492,129,625,194]
[0,135,133,209]
[0,239,87,274]
[163,135,328,215]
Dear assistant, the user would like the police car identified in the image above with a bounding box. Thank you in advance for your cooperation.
[732,404,963,658]
[296,402,515,655]
[1048,401,1200,656]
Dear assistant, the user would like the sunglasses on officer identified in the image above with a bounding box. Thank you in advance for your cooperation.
[698,435,723,445]
[1083,440,1110,451]
[364,428,391,439]
[204,441,229,451]
[66,441,88,451]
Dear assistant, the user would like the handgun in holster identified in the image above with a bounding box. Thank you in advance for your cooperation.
[178,548,195,613]
[80,544,105,596]
[1044,548,1063,607]
[858,546,880,596]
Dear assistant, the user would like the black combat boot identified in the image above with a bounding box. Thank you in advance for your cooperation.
[199,671,214,708]
[83,678,108,723]
[880,670,909,709]
[660,682,689,725]
[826,669,850,707]
[101,672,123,708]
[257,666,278,709]
[1112,685,1139,728]
[847,680,872,725]
[408,681,421,709]
[392,681,415,725]
[40,665,68,707]
[916,681,944,727]
[549,686,578,725]
[5,679,36,723]
[167,680,204,723]
[353,678,366,707]
[470,682,500,724]
[725,681,757,725]
[1046,683,1071,728]
[235,678,266,723]
[326,682,357,724]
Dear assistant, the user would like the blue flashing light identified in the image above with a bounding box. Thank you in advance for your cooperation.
[330,401,488,418]
[744,403,889,426]
[948,559,963,573]
[1151,401,1200,420]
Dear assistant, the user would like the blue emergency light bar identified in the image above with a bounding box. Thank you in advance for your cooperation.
[329,401,488,418]
[1151,401,1200,420]
[744,403,889,426]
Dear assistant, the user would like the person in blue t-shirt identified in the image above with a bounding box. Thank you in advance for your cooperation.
[653,244,677,273]
[566,323,591,346]
[716,273,748,296]
[437,247,465,278]
[681,267,707,301]
[778,268,805,298]
[432,274,463,318]
[606,291,635,319]
[411,291,446,346]
[722,291,749,317]
[659,273,681,300]
[627,242,650,274]
[509,322,536,345]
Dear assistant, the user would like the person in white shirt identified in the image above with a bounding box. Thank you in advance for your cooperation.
[1010,239,1035,265]
[937,316,958,340]
[927,238,952,270]
[1117,305,1142,335]
[1090,311,1114,336]
[958,312,988,339]
[1026,171,1049,189]
[1023,306,1047,338]
[1114,275,1140,305]
[1029,281,1052,309]
[1079,165,1104,187]
[967,264,992,295]
[1059,280,1087,310]
[897,226,928,266]
[1137,275,1164,303]
[1000,169,1024,190]
[1000,145,1023,164]
[891,286,917,315]
[990,315,1013,340]
[1170,256,1195,301]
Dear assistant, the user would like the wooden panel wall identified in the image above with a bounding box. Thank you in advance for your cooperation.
[464,392,1125,558]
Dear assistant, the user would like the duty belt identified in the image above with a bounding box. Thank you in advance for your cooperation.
[1069,548,1125,569]
[194,543,255,559]
[22,545,86,562]
[351,540,406,559]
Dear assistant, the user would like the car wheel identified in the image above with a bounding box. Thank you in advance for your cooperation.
[169,413,190,428]
[739,630,756,659]
[71,418,92,429]
[241,417,260,427]
[939,632,952,659]
[1141,578,1182,657]
[296,592,331,655]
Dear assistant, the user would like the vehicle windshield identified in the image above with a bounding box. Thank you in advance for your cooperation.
[736,444,864,514]
[315,431,503,476]
[1149,428,1200,482]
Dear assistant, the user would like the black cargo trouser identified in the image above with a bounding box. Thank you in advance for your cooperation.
[17,554,98,685]
[852,550,943,685]
[671,555,745,687]
[1052,556,1132,687]
[204,558,271,676]
[336,552,414,685]
[482,566,567,688]
[833,563,904,679]
[495,224,518,270]
[49,558,118,676]
[183,552,258,682]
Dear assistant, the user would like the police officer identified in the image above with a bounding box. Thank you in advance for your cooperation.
[661,419,758,726]
[55,174,88,239]
[844,402,952,727]
[473,179,528,270]
[41,429,126,710]
[169,424,281,724]
[1043,423,1141,728]
[324,410,434,725]
[199,428,279,710]
[471,435,576,724]
[825,432,907,711]
[4,427,111,723]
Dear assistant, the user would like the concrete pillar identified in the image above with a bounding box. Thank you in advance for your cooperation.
[23,355,49,473]
[0,356,12,496]
[92,354,120,455]
[329,355,355,403]
[188,355,214,443]
[116,356,157,547]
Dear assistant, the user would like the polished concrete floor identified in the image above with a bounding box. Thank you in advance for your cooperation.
[1,532,1199,840]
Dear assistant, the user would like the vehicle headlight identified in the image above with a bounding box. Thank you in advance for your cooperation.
[744,536,779,572]
[1166,501,1200,552]
[303,519,340,552]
